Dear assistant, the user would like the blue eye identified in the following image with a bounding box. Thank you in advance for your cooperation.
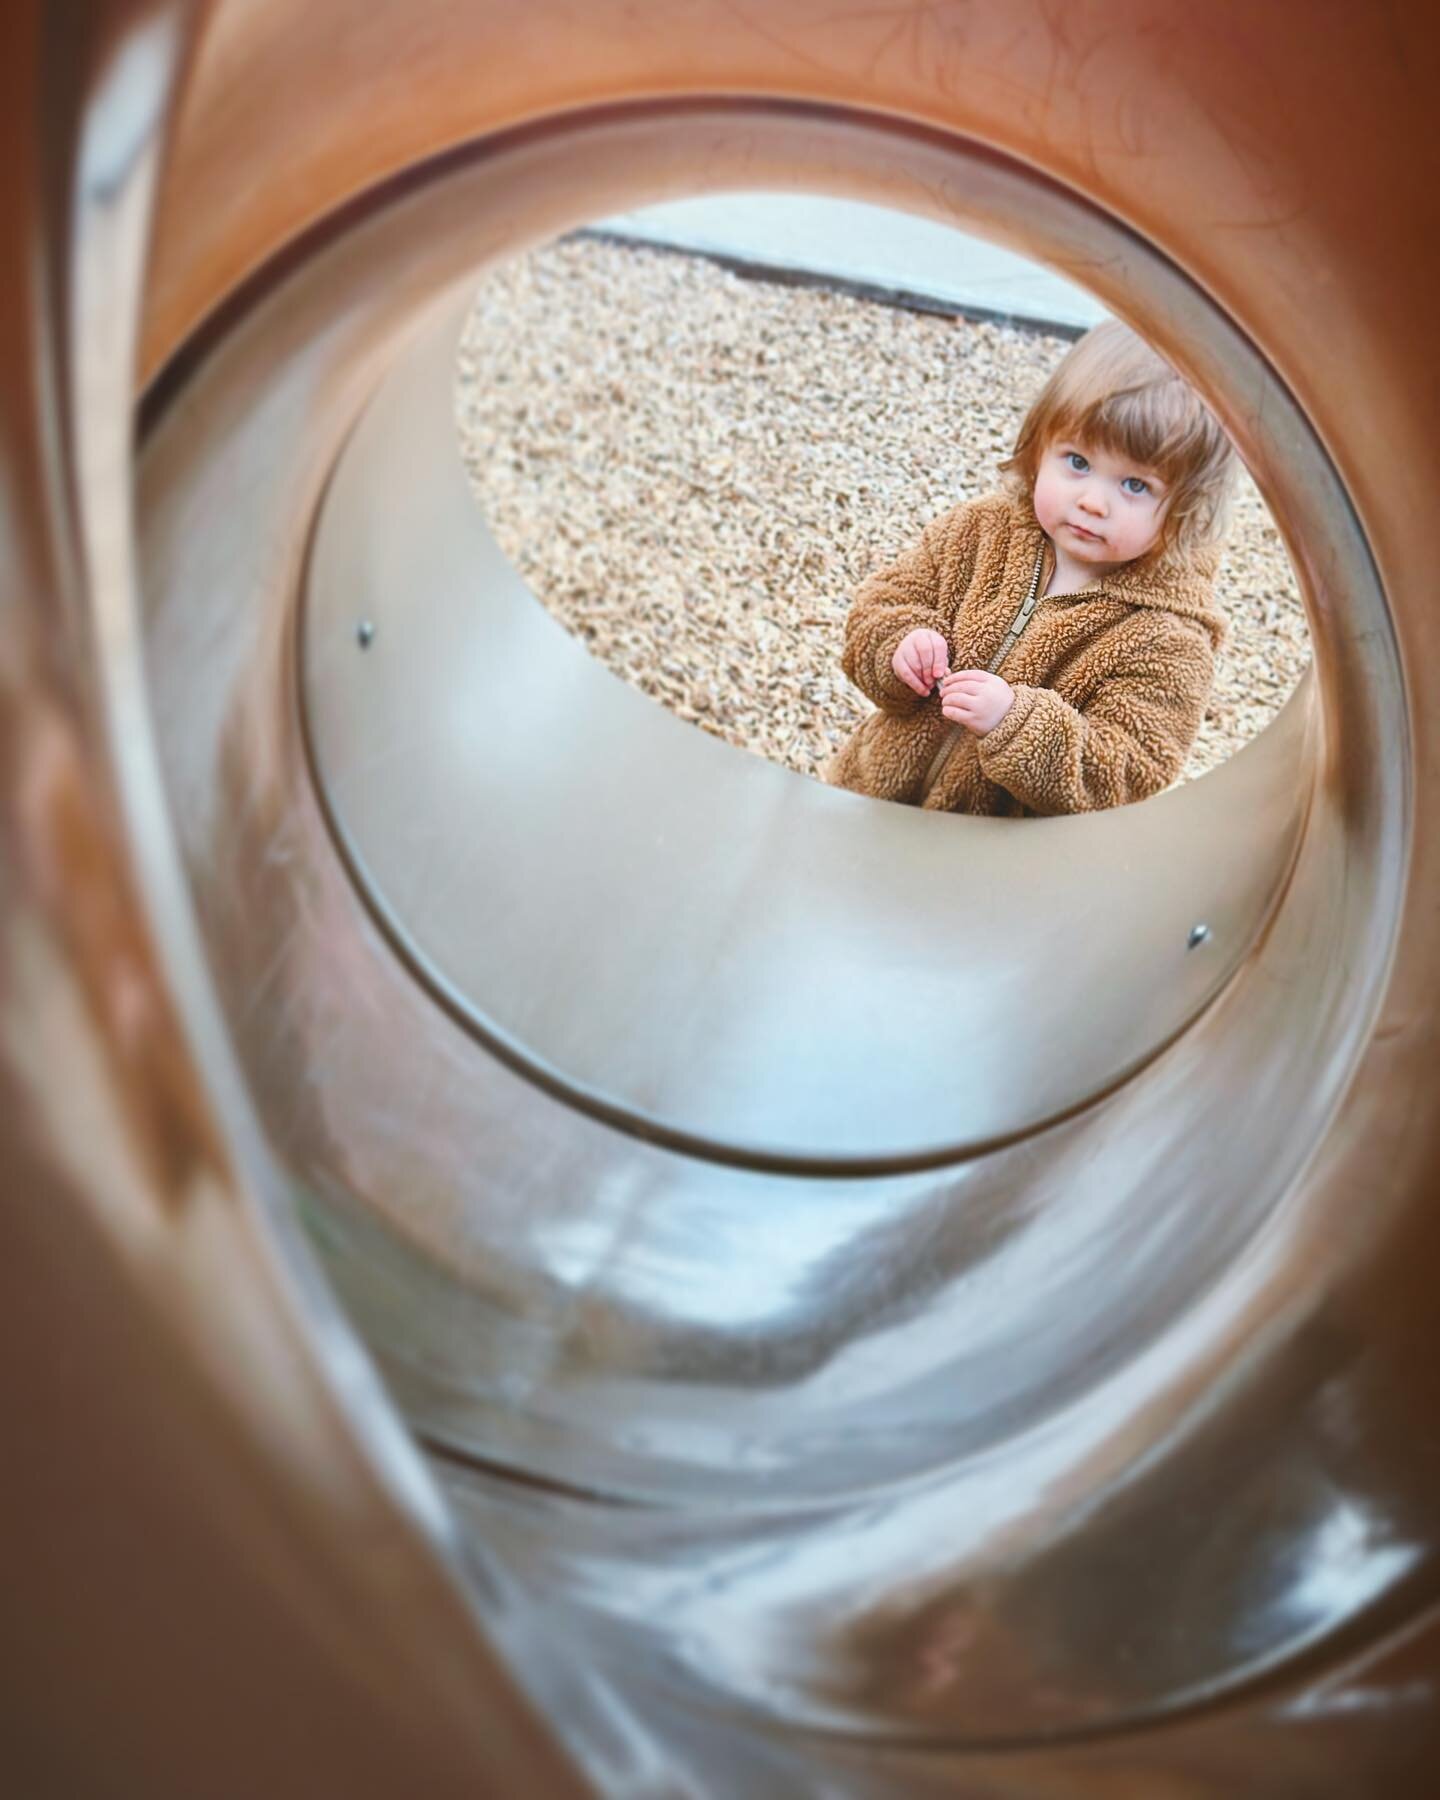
[1121,476,1151,496]
[1065,451,1088,472]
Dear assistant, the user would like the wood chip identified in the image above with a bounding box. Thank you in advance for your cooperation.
[456,236,1310,787]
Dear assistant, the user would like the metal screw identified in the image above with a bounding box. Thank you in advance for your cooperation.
[356,619,375,649]
[1187,923,1211,950]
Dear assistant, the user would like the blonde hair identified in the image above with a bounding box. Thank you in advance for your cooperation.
[1001,319,1237,561]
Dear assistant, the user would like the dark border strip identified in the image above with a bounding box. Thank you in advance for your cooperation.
[577,224,1087,341]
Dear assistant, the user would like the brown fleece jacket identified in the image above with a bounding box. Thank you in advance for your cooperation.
[826,488,1226,817]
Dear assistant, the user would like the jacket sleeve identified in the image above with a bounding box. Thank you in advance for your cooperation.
[841,503,982,715]
[974,616,1215,814]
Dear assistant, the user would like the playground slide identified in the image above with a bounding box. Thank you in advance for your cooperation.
[5,3,1440,1794]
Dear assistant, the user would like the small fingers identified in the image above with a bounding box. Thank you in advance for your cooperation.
[895,646,926,693]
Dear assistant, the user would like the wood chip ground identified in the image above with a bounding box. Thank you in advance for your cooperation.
[457,235,1310,787]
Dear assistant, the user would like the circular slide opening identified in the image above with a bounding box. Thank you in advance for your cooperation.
[301,257,1313,1171]
[294,159,1324,1178]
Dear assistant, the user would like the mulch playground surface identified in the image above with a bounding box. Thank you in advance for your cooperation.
[458,235,1309,787]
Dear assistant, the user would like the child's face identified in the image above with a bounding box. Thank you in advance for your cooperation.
[1032,438,1169,571]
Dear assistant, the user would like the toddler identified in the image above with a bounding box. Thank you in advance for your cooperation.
[825,319,1235,816]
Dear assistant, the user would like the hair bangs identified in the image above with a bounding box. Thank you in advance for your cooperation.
[1000,319,1238,560]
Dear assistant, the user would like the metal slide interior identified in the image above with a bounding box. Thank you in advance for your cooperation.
[7,4,1440,1794]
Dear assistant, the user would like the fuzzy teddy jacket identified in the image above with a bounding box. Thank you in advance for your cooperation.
[826,488,1227,816]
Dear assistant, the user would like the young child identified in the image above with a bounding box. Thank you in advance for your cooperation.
[825,319,1235,817]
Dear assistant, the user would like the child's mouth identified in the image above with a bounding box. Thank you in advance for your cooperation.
[1067,523,1103,543]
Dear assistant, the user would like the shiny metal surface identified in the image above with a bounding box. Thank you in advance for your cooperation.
[0,4,593,1796]
[139,97,1372,1530]
[138,69,1424,1756]
[9,0,1440,1793]
[302,297,1309,1169]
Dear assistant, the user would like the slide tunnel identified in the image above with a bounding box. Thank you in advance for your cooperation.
[7,2,1440,1794]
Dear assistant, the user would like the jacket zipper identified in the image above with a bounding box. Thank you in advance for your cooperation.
[922,539,1049,795]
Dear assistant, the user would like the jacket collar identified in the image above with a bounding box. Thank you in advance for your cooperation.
[1004,487,1228,651]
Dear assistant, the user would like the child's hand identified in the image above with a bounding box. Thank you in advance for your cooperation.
[939,669,1015,736]
[892,628,951,695]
